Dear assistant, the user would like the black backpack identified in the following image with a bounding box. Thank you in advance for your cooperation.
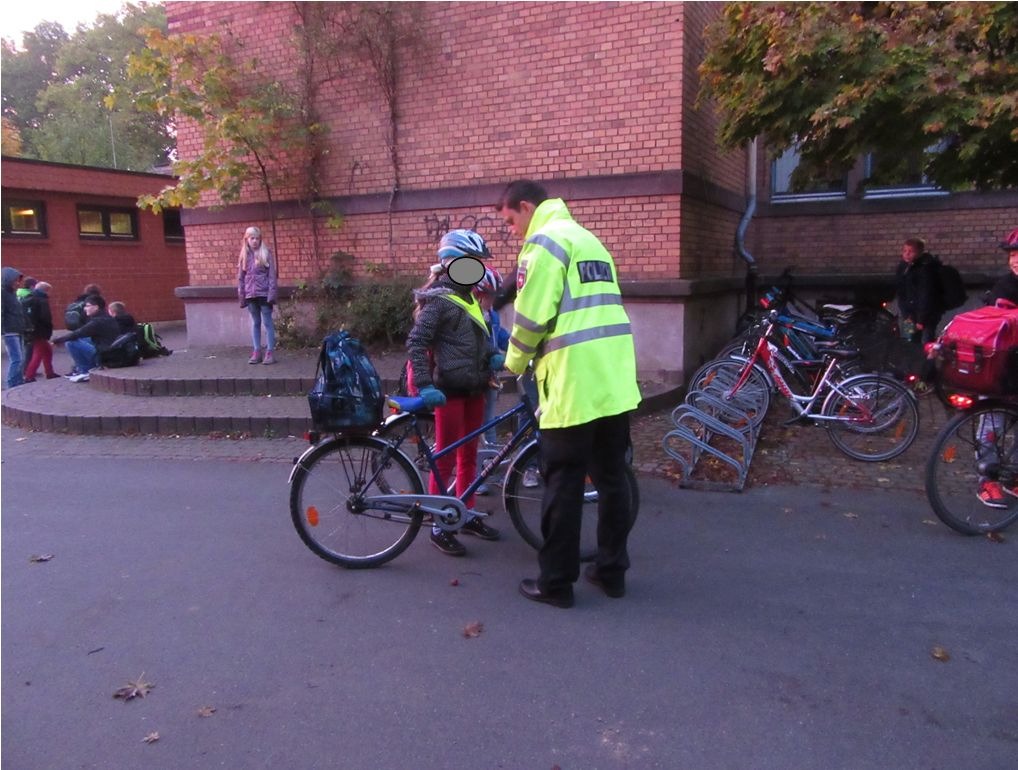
[19,293,35,335]
[936,258,967,310]
[99,332,142,369]
[65,299,87,331]
[307,331,384,431]
[135,322,172,358]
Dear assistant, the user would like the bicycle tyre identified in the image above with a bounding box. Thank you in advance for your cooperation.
[821,374,919,461]
[925,403,1018,535]
[503,439,640,562]
[289,436,425,568]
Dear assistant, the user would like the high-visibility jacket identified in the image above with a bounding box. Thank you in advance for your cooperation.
[505,198,641,429]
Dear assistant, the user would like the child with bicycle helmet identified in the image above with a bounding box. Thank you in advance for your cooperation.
[406,230,503,555]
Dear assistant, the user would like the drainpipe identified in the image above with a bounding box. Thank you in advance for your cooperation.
[735,137,758,316]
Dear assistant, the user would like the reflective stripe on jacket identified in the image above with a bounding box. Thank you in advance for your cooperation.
[505,198,641,428]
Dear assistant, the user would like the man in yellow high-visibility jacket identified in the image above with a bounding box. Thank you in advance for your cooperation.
[497,179,641,608]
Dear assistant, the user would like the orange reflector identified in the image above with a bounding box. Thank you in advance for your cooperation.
[942,445,957,463]
[307,506,320,527]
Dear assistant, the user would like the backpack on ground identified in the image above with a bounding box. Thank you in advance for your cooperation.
[98,332,142,369]
[935,300,1018,395]
[65,299,87,331]
[935,258,967,311]
[307,331,384,431]
[136,322,172,358]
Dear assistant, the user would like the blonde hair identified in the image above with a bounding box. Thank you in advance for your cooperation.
[239,226,271,270]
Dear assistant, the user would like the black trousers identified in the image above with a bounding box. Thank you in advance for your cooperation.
[537,411,634,593]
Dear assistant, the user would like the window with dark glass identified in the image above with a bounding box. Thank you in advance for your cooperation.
[2,200,47,236]
[771,144,846,202]
[163,208,185,242]
[863,146,947,199]
[77,206,138,239]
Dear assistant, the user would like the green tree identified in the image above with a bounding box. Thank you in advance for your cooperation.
[1,21,69,136]
[2,117,23,155]
[699,2,1018,191]
[125,26,315,256]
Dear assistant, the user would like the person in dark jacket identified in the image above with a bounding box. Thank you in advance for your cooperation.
[52,294,120,381]
[2,266,28,388]
[987,227,1018,306]
[108,301,137,334]
[406,230,501,556]
[23,281,58,381]
[895,237,944,344]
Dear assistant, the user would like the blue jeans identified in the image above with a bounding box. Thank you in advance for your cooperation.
[246,299,275,352]
[66,338,98,373]
[3,333,25,387]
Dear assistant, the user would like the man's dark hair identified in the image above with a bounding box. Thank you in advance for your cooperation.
[904,237,926,253]
[23,276,37,289]
[84,294,106,311]
[497,179,548,211]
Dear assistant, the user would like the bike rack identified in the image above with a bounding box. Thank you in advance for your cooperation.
[662,379,766,492]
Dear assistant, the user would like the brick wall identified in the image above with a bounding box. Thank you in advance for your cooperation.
[2,159,189,323]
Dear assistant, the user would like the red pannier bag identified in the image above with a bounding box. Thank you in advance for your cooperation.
[935,300,1018,396]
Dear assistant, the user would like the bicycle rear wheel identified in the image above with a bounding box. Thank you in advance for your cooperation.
[503,440,640,562]
[822,375,919,461]
[925,403,1018,535]
[289,436,424,568]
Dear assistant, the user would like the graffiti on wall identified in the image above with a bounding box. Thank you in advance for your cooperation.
[423,212,512,247]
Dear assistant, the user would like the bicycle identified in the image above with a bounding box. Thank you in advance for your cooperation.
[925,398,1018,535]
[694,310,920,461]
[289,378,640,568]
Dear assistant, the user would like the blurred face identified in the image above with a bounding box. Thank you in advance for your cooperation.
[1009,250,1018,276]
[498,201,536,240]
[84,301,100,316]
[246,232,262,250]
[901,243,919,263]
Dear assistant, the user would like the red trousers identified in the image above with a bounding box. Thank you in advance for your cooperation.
[429,393,485,508]
[24,340,55,379]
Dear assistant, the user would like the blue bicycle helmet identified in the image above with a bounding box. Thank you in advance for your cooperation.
[437,229,491,261]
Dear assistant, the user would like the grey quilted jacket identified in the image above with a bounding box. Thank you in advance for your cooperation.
[406,278,493,396]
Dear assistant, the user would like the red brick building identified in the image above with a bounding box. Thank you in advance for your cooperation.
[1,157,187,324]
[168,1,1016,379]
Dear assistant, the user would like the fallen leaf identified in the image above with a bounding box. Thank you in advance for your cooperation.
[921,519,939,526]
[876,478,891,484]
[843,512,859,519]
[462,621,484,638]
[197,705,216,718]
[113,673,154,701]
[986,531,1005,543]
[142,732,160,744]
[930,646,950,662]
[16,437,27,442]
[28,554,54,563]
[449,578,460,587]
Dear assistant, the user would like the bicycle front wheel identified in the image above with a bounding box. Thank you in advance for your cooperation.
[503,440,640,562]
[289,436,425,568]
[822,375,919,461]
[925,403,1018,535]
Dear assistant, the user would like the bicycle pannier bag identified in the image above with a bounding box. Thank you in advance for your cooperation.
[307,331,384,430]
[936,300,1018,395]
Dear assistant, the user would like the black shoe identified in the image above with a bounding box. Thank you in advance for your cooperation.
[461,516,501,541]
[518,579,573,608]
[430,530,466,556]
[583,564,625,598]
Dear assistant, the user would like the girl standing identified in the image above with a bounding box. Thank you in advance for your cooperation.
[238,226,278,364]
[406,230,501,556]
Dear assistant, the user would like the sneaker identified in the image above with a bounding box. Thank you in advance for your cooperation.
[976,480,1008,509]
[430,530,466,556]
[461,516,500,541]
[262,351,276,365]
[45,373,60,379]
[522,466,540,488]
[248,350,261,364]
[583,564,625,598]
[68,372,90,383]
